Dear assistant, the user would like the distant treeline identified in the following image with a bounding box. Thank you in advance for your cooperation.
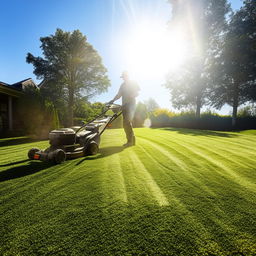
[149,109,256,131]
[131,100,256,131]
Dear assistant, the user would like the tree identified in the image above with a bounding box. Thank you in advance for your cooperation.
[133,102,148,127]
[73,99,105,125]
[39,79,68,124]
[208,0,256,126]
[166,57,206,116]
[27,29,110,126]
[238,104,256,117]
[165,0,231,117]
[144,98,160,113]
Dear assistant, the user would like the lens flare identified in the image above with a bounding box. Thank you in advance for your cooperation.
[143,118,152,128]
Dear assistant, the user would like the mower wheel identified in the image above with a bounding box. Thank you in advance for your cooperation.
[86,141,99,155]
[54,149,66,164]
[28,148,40,160]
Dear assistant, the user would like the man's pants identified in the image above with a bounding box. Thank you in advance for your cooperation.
[122,103,135,143]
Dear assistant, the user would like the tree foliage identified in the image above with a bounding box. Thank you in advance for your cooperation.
[133,102,148,128]
[208,0,256,126]
[132,99,160,128]
[144,98,160,113]
[238,104,256,117]
[74,100,105,124]
[165,0,231,117]
[27,29,110,126]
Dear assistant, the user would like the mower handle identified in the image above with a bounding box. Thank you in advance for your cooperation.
[75,103,122,134]
[105,102,121,108]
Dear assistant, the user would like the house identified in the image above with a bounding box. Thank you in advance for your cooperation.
[0,78,37,135]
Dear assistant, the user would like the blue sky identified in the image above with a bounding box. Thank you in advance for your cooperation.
[0,0,243,113]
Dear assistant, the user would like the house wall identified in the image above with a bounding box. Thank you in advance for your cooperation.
[0,79,36,137]
[0,93,8,132]
[0,93,20,136]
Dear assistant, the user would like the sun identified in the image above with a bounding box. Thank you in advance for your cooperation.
[123,22,188,80]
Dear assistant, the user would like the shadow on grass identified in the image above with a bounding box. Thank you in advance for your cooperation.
[75,146,124,165]
[160,127,238,138]
[97,146,125,158]
[0,161,52,182]
[0,137,38,147]
[0,159,30,167]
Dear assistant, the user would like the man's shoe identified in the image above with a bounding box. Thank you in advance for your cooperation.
[123,142,133,147]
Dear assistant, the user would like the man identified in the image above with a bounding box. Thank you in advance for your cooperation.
[109,71,140,147]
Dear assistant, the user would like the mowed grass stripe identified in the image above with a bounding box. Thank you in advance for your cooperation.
[128,150,169,206]
[134,139,253,253]
[101,153,128,204]
[135,136,220,197]
[0,161,75,204]
[137,131,256,245]
[166,135,256,190]
[136,142,218,199]
[170,134,256,182]
[0,141,49,165]
[140,128,255,158]
[0,141,48,153]
[138,131,256,187]
[138,130,256,178]
[138,134,225,180]
[196,142,256,169]
[136,130,256,200]
[117,148,160,205]
[177,133,256,161]
[133,147,226,253]
[162,134,256,176]
[144,128,256,153]
[138,136,200,170]
[183,139,256,179]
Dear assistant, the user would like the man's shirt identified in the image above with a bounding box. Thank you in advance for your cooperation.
[118,80,140,105]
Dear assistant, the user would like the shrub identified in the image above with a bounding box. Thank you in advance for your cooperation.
[149,108,256,130]
[238,105,256,117]
[150,109,176,127]
[133,102,148,128]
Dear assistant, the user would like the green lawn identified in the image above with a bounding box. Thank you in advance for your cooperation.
[0,128,256,256]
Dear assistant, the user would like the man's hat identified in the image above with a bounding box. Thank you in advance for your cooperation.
[120,71,129,78]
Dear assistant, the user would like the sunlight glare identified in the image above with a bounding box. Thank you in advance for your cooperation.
[143,118,152,128]
[124,23,188,80]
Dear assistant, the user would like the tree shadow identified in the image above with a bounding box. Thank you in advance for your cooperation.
[0,159,30,167]
[75,146,124,165]
[0,161,52,182]
[160,127,238,138]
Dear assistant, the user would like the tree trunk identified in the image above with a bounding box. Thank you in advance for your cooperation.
[232,83,239,127]
[68,86,74,127]
[195,95,201,118]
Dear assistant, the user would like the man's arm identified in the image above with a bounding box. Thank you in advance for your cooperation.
[109,86,122,103]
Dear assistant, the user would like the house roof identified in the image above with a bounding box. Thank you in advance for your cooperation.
[0,81,11,87]
[0,78,37,97]
[11,78,37,90]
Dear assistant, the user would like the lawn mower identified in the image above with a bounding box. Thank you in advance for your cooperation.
[27,103,122,164]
